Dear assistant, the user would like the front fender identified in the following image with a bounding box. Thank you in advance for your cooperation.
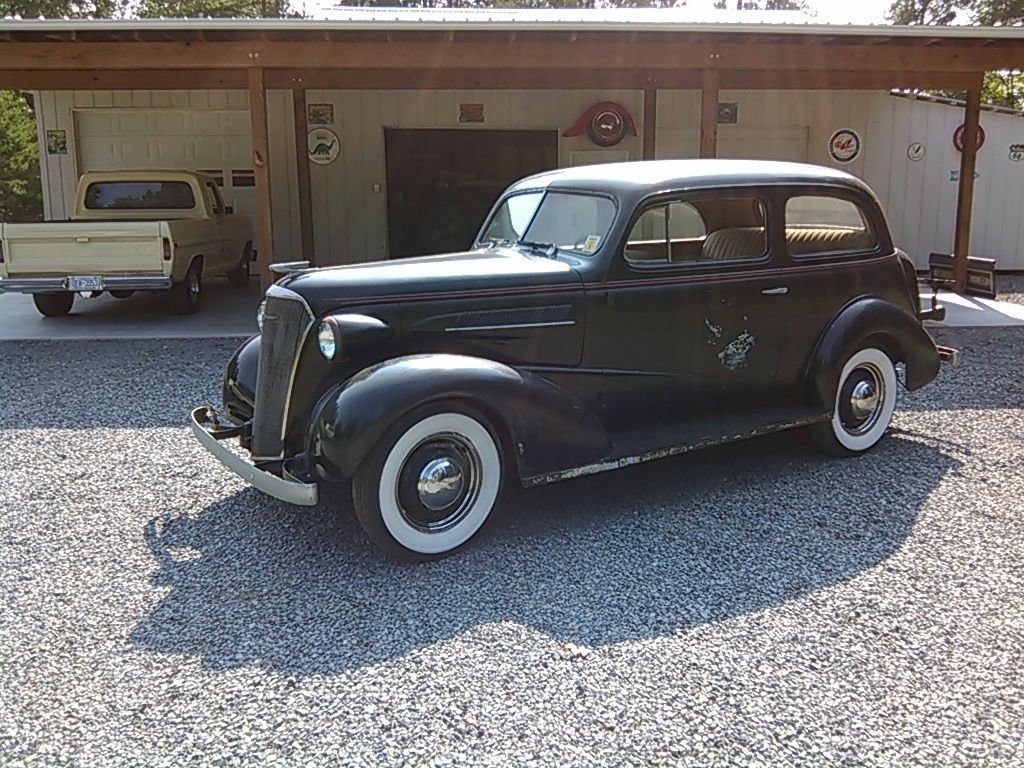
[222,334,260,423]
[310,354,612,483]
[808,296,940,407]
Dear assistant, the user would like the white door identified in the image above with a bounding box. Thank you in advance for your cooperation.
[74,108,257,240]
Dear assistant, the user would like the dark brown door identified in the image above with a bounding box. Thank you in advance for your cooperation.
[384,128,558,259]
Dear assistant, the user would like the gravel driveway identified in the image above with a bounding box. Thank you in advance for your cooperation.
[2,329,1022,766]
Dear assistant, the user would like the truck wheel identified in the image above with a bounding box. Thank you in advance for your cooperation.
[169,261,202,315]
[33,292,74,317]
[226,246,251,288]
[110,290,134,299]
[809,347,898,457]
[352,403,504,561]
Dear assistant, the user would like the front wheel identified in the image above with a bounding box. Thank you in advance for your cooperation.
[352,404,504,561]
[809,347,898,456]
[33,292,74,317]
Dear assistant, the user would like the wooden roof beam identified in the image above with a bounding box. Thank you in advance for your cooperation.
[1,40,1021,72]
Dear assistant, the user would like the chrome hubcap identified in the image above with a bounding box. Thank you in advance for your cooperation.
[839,363,885,436]
[397,434,482,533]
[417,457,466,511]
[849,379,880,421]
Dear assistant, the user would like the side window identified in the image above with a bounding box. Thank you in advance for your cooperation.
[625,206,669,263]
[667,202,705,241]
[204,181,225,215]
[624,196,766,265]
[785,195,877,257]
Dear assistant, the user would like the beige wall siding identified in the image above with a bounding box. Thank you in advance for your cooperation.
[33,88,301,260]
[657,89,1024,269]
[303,89,644,264]
[35,87,1024,271]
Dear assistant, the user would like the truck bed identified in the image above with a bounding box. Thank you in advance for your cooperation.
[0,220,168,276]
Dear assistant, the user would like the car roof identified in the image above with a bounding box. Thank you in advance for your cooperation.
[507,159,872,197]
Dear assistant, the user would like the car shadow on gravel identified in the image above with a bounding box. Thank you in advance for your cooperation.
[132,431,960,675]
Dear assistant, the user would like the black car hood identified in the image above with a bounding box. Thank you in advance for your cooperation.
[278,247,583,315]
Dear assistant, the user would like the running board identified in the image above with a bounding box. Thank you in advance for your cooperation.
[522,409,829,487]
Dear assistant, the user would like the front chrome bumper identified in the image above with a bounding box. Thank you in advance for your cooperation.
[936,345,962,366]
[189,405,318,506]
[0,275,174,293]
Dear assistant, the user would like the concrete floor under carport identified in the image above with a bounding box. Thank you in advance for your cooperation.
[0,278,260,341]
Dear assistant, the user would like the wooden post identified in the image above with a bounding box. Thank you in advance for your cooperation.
[643,86,657,160]
[292,87,315,264]
[700,68,719,159]
[248,66,274,288]
[952,79,983,293]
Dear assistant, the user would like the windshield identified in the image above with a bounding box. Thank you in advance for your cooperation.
[480,191,616,256]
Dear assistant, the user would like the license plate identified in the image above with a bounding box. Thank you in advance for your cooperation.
[68,276,103,292]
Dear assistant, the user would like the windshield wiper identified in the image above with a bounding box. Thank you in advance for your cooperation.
[516,239,558,257]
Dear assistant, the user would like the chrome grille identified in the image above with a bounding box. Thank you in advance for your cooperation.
[251,289,312,459]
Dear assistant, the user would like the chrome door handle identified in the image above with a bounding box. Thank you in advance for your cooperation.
[761,286,789,296]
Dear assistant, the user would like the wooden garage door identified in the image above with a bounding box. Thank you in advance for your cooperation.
[385,129,559,259]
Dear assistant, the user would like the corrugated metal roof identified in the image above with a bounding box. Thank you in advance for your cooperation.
[1,7,1023,39]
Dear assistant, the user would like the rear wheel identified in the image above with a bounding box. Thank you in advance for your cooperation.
[809,347,897,456]
[110,290,134,299]
[33,292,74,317]
[169,260,202,315]
[352,404,504,561]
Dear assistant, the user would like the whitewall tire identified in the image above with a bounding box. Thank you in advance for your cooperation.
[352,406,503,561]
[811,347,898,456]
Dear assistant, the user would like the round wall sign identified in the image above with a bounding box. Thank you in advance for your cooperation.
[828,129,861,164]
[562,102,638,147]
[907,142,926,161]
[588,108,628,147]
[307,128,340,165]
[953,123,985,153]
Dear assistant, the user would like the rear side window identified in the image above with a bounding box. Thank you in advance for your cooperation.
[625,196,766,265]
[84,181,196,211]
[785,195,877,256]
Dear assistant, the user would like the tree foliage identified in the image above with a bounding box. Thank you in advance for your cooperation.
[0,0,123,17]
[888,0,1024,109]
[136,0,293,18]
[0,90,42,222]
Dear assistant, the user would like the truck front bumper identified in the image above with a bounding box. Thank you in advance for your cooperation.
[190,405,319,507]
[0,275,174,293]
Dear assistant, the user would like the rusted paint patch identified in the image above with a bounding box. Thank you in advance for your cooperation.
[522,413,828,487]
[718,331,755,370]
[704,318,722,344]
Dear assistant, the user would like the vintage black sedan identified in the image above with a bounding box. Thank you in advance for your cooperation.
[192,160,956,560]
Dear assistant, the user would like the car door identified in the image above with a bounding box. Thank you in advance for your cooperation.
[201,179,232,271]
[772,188,891,403]
[583,190,786,432]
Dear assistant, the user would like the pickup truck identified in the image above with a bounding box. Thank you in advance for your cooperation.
[0,170,254,316]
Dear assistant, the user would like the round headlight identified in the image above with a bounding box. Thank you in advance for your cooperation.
[317,320,338,360]
[256,300,266,331]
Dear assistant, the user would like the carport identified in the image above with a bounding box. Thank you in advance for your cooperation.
[2,10,1024,291]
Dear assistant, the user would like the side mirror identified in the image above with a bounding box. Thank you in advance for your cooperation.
[224,205,234,214]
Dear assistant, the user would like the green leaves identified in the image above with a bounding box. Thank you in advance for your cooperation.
[887,0,1024,109]
[0,91,42,223]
